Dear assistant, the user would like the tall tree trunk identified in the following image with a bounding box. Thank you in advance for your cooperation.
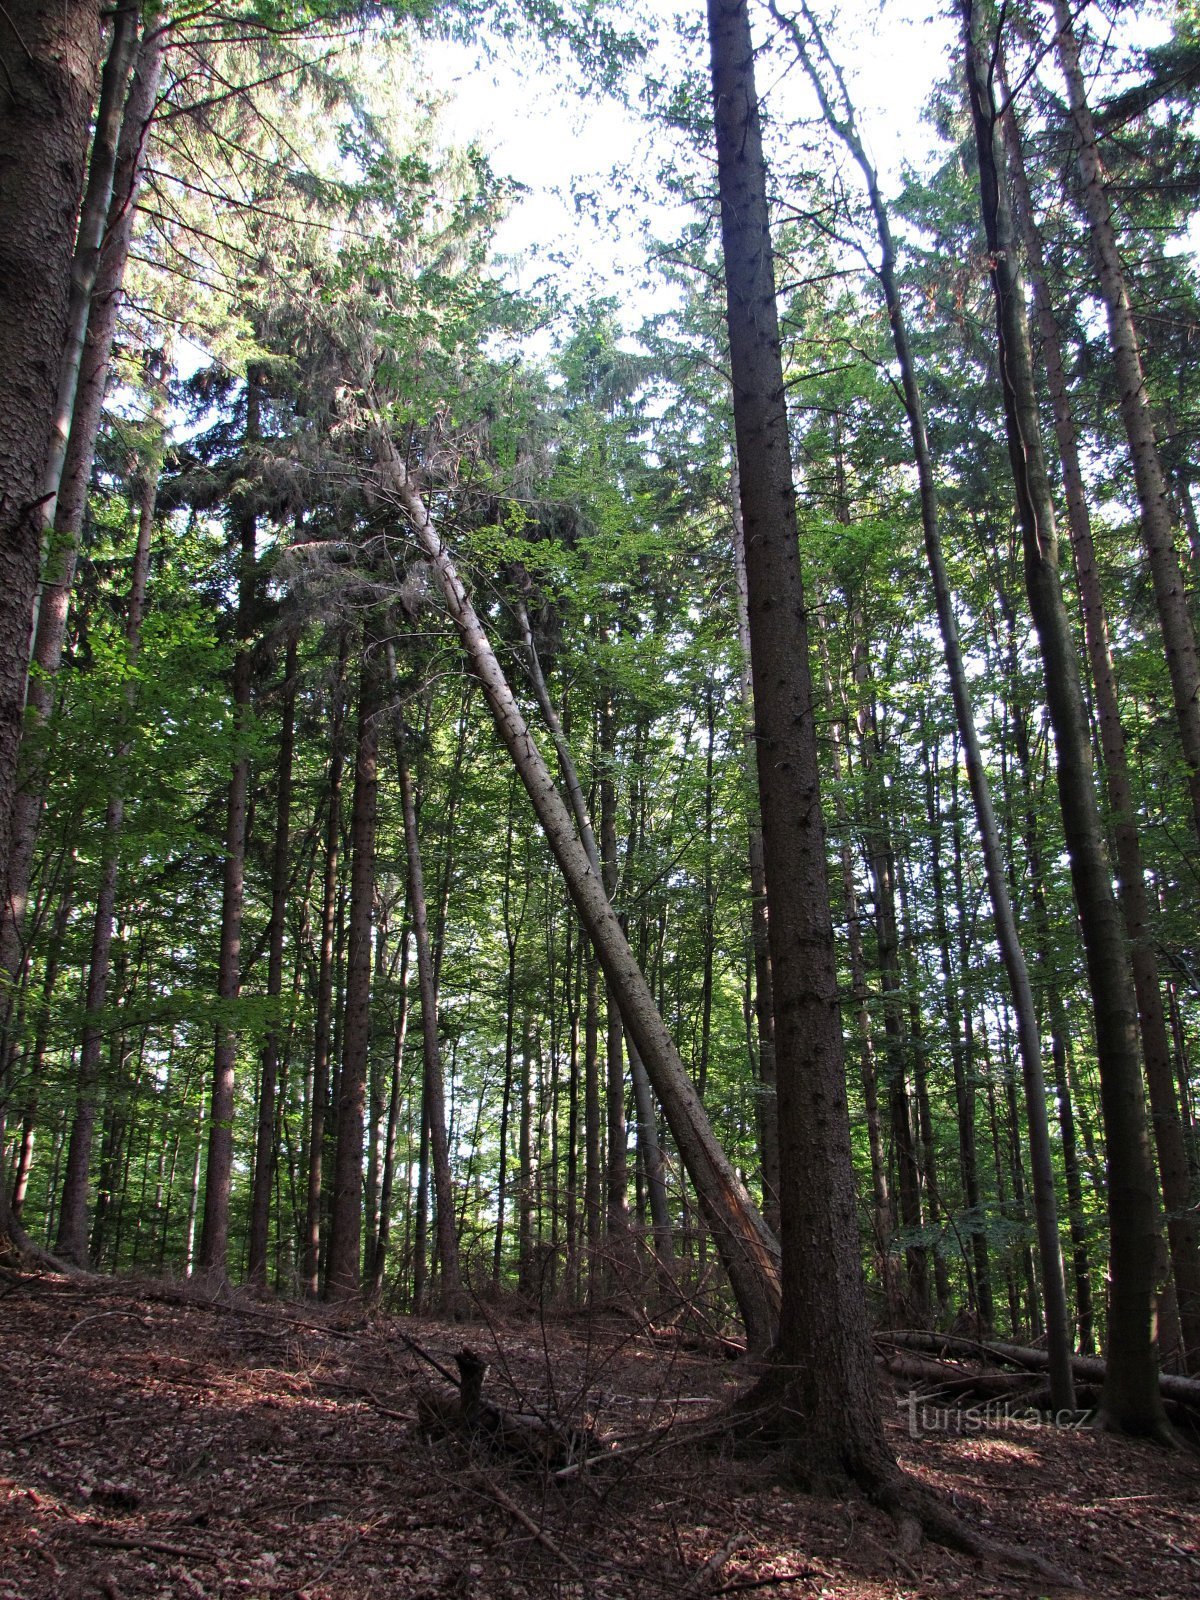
[369,925,410,1295]
[37,3,137,540]
[1001,73,1200,1373]
[961,0,1167,1438]
[1,25,167,1007]
[599,683,631,1263]
[514,596,672,1264]
[1050,0,1200,852]
[930,739,993,1329]
[0,5,101,1024]
[817,619,896,1316]
[730,467,780,1232]
[248,633,298,1284]
[393,668,462,1310]
[10,858,77,1223]
[854,630,927,1319]
[775,0,1071,1400]
[56,384,162,1265]
[325,642,380,1300]
[371,426,781,1349]
[302,635,348,1294]
[198,373,260,1278]
[708,0,891,1481]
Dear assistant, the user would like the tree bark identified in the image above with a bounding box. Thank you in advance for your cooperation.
[325,641,380,1300]
[198,374,261,1278]
[1,24,167,1002]
[55,380,163,1266]
[0,0,101,926]
[1050,0,1200,854]
[38,3,137,538]
[708,0,892,1482]
[371,426,781,1349]
[961,0,1167,1438]
[248,633,298,1284]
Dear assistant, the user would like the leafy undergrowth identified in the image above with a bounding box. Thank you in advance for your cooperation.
[1,1274,1197,1599]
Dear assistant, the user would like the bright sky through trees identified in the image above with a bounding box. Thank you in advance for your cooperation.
[424,0,1182,329]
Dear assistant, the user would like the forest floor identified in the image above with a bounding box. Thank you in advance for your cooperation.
[1,1273,1197,1600]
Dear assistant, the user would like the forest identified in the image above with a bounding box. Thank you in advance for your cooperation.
[3,0,1200,1593]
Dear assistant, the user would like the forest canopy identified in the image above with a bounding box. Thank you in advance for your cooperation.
[3,0,1200,1487]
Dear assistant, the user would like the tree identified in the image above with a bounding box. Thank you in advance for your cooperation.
[0,0,103,1256]
[706,0,892,1487]
[960,0,1168,1439]
[769,0,1072,1409]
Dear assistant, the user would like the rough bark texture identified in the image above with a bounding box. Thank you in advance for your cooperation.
[0,0,101,961]
[770,0,1071,1401]
[55,387,162,1266]
[1050,0,1200,853]
[961,0,1167,1438]
[1002,72,1200,1372]
[198,378,260,1277]
[708,0,892,1484]
[0,24,167,999]
[372,426,781,1349]
[38,3,137,532]
[394,682,462,1309]
[248,634,298,1284]
[325,645,380,1300]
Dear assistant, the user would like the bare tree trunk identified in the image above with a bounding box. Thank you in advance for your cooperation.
[1050,0,1200,852]
[774,0,1071,1403]
[1001,71,1200,1374]
[1,25,167,1005]
[369,924,410,1295]
[816,618,896,1317]
[961,0,1167,1438]
[0,2,101,982]
[10,859,76,1223]
[598,684,631,1265]
[37,3,137,540]
[392,665,462,1310]
[928,738,993,1329]
[302,636,348,1294]
[198,374,260,1278]
[730,470,781,1235]
[854,629,928,1319]
[513,596,673,1265]
[325,643,380,1300]
[56,384,162,1265]
[248,633,298,1284]
[708,0,891,1479]
[371,426,780,1349]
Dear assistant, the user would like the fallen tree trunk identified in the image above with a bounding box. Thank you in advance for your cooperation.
[881,1330,1200,1407]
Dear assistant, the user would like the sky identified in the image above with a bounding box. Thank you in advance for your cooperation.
[418,0,1181,334]
[420,0,963,314]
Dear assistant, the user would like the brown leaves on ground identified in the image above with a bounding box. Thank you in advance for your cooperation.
[0,1273,1197,1599]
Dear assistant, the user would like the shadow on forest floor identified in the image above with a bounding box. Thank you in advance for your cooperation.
[1,1273,1197,1598]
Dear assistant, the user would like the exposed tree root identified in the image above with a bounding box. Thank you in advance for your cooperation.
[875,1473,1080,1589]
[0,1212,88,1280]
[1091,1405,1186,1452]
[718,1369,1081,1588]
